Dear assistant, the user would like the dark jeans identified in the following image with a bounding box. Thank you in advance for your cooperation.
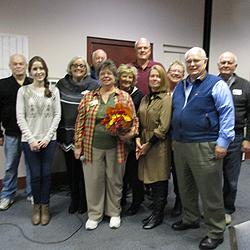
[22,141,56,204]
[223,133,244,214]
[64,150,86,210]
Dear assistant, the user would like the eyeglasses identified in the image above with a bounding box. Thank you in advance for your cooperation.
[168,69,184,75]
[72,64,86,69]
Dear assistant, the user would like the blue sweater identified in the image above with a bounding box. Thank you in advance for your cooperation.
[171,73,234,146]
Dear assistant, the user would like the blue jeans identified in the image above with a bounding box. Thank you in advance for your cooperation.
[22,141,56,204]
[1,135,32,199]
[223,133,244,214]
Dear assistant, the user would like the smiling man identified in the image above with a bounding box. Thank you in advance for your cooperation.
[218,51,250,226]
[171,47,235,250]
[132,38,162,96]
[0,54,32,210]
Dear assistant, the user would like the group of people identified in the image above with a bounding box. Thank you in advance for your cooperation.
[0,37,249,250]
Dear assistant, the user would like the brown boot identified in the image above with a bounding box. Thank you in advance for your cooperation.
[41,204,50,226]
[32,204,41,225]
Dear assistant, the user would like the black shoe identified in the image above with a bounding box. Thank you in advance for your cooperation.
[68,202,78,214]
[126,204,140,216]
[78,206,87,214]
[172,220,200,231]
[143,215,163,230]
[199,236,223,249]
[142,214,153,224]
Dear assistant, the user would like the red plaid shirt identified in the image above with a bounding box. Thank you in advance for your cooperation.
[74,87,138,164]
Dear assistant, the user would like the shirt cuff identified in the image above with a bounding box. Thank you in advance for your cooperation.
[216,137,230,149]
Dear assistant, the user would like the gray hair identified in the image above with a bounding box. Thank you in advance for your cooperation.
[185,47,207,60]
[218,51,238,64]
[66,56,90,76]
[135,37,151,49]
[9,54,27,65]
[92,49,107,62]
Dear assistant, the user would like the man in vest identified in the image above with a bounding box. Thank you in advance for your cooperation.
[171,47,235,250]
[218,51,250,225]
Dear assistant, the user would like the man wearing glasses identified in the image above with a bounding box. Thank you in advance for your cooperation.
[171,47,235,249]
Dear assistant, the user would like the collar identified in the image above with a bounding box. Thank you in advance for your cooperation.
[186,71,207,85]
[93,86,121,97]
[133,60,153,70]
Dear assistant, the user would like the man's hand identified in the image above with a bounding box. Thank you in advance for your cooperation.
[242,140,250,153]
[0,137,4,146]
[215,145,227,159]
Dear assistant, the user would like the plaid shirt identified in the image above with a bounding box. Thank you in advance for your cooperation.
[74,87,138,164]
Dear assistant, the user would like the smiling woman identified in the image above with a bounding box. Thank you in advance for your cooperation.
[74,60,139,230]
[56,56,98,215]
[16,56,61,226]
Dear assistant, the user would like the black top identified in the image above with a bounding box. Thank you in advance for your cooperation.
[0,75,32,137]
[56,74,99,151]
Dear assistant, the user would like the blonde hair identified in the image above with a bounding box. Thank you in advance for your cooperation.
[149,65,170,93]
[117,64,138,87]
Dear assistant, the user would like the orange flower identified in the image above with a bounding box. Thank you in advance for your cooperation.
[101,103,133,136]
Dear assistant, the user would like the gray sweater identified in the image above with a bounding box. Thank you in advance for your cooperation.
[16,85,61,144]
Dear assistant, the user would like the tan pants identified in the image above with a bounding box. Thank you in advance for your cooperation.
[82,147,125,221]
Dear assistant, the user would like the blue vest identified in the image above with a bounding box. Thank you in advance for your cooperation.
[171,73,221,142]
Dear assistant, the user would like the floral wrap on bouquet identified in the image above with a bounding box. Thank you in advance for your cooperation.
[101,103,133,136]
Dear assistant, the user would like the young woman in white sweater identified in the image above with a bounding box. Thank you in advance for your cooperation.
[16,56,61,225]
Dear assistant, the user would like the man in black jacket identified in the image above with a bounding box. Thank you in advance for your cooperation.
[0,54,32,210]
[218,51,250,225]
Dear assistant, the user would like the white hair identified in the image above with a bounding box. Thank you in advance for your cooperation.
[218,51,237,64]
[135,37,151,48]
[185,47,207,60]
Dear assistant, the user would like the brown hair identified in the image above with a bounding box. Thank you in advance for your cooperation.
[28,56,52,98]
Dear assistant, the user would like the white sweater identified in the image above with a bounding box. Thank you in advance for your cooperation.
[16,85,61,144]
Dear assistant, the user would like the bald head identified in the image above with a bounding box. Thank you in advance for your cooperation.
[9,54,27,78]
[218,51,237,80]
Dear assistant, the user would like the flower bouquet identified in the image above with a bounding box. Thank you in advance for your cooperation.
[101,103,133,136]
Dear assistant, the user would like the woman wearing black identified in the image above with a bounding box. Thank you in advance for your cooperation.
[57,56,98,214]
[118,64,144,215]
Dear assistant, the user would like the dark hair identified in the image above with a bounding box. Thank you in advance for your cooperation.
[28,56,52,98]
[97,59,118,82]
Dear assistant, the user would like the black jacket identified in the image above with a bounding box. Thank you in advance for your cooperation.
[230,74,250,140]
[0,75,32,137]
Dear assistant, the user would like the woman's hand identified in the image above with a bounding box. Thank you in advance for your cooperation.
[140,142,151,156]
[74,147,82,159]
[29,141,40,152]
[242,140,250,153]
[119,127,136,142]
[38,139,49,149]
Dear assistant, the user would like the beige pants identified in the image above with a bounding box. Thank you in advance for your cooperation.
[82,147,125,221]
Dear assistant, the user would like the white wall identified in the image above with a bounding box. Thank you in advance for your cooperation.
[0,0,205,178]
[210,0,250,80]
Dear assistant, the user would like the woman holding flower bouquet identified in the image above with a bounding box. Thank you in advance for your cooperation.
[117,64,144,215]
[136,64,172,230]
[74,60,138,230]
